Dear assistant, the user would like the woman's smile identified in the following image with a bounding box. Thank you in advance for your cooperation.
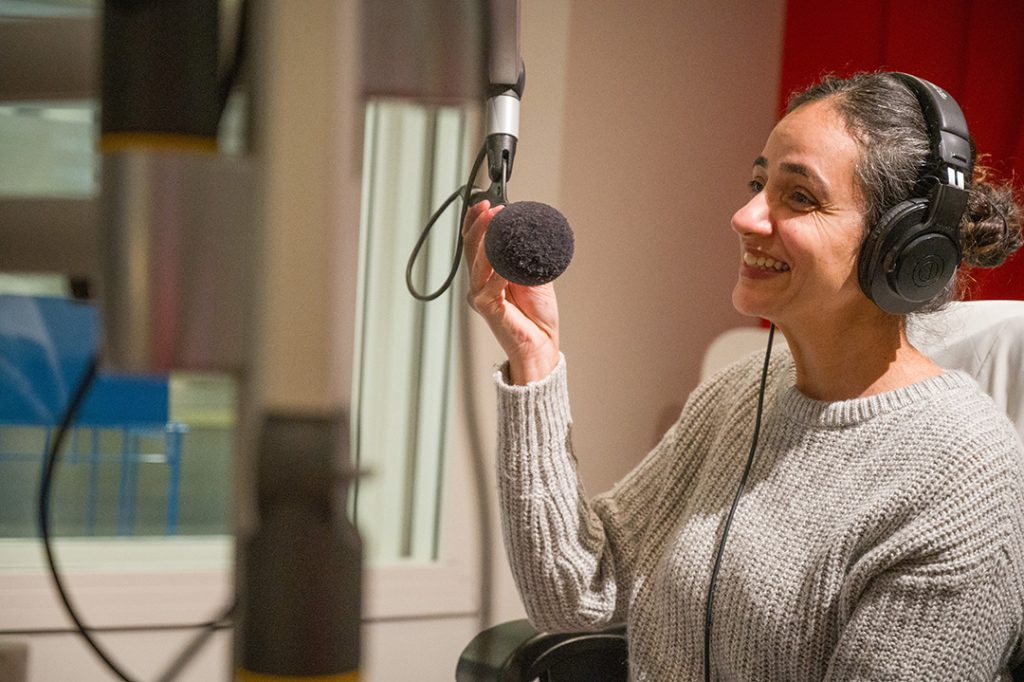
[741,250,791,274]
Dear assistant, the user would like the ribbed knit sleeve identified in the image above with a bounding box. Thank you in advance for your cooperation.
[494,351,768,632]
[823,405,1024,679]
[494,354,619,630]
[825,550,1017,680]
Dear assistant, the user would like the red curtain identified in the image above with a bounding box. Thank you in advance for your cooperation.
[778,0,1024,301]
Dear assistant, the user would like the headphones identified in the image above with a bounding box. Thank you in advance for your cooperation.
[858,73,973,314]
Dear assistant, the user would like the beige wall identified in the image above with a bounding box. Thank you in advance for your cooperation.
[476,0,787,497]
[478,0,787,624]
[559,0,786,491]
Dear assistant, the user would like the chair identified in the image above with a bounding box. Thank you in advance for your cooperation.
[456,300,1024,681]
[0,294,186,536]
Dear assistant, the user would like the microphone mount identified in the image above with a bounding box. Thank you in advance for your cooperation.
[485,67,525,186]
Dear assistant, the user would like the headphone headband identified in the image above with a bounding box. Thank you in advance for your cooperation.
[890,72,972,190]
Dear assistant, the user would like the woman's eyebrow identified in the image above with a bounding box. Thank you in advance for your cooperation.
[754,156,822,181]
[755,155,830,196]
[780,161,817,182]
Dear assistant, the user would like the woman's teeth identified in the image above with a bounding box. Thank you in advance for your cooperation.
[743,251,790,272]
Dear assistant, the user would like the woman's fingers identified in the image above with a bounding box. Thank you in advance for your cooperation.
[460,199,562,381]
[463,200,506,295]
[461,199,490,238]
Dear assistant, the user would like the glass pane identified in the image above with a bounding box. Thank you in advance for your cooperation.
[0,101,97,198]
[0,283,236,538]
[0,4,250,542]
[352,100,472,563]
[0,95,248,200]
[0,0,94,19]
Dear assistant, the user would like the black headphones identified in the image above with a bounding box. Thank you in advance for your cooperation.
[858,73,973,314]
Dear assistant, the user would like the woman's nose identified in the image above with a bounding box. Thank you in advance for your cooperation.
[731,191,772,238]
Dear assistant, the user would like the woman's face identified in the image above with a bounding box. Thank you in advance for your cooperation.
[730,99,874,328]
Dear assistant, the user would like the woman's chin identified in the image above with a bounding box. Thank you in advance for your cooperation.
[731,288,772,320]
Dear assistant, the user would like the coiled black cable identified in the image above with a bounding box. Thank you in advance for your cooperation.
[405,142,488,301]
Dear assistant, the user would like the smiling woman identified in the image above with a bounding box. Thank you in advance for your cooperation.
[463,70,1024,681]
[731,100,868,335]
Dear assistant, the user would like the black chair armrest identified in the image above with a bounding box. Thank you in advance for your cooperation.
[456,619,628,682]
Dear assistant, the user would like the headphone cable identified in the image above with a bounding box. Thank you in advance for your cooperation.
[703,322,775,682]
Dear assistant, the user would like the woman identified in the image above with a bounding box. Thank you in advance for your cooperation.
[463,72,1024,680]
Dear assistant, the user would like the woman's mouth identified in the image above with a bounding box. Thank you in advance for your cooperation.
[742,251,790,272]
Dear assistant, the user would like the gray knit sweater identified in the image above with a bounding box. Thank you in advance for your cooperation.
[495,350,1024,680]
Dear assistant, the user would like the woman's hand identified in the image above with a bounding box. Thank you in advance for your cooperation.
[463,200,561,384]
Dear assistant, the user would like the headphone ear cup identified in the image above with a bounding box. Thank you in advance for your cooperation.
[856,73,970,315]
[860,196,960,314]
[859,198,930,314]
[894,230,959,301]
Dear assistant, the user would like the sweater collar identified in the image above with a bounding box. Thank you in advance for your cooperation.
[771,354,974,428]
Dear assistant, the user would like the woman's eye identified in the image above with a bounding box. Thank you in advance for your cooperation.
[790,190,816,207]
[748,179,764,194]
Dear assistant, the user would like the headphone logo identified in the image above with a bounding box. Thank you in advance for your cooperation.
[912,254,945,288]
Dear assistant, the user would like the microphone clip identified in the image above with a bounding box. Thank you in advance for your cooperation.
[470,157,510,207]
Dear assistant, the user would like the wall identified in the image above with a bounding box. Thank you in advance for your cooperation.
[558,0,786,491]
[476,0,787,626]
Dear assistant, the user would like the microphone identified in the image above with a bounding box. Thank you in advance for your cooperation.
[404,0,575,301]
[477,0,574,287]
[483,200,574,286]
[485,0,524,186]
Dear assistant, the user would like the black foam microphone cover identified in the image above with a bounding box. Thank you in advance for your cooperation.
[484,201,574,286]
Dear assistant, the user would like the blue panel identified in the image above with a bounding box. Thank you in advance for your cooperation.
[0,294,169,426]
[78,375,169,426]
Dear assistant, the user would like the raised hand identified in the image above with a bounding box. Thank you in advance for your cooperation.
[463,200,561,384]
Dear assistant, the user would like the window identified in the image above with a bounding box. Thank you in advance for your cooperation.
[0,93,238,541]
[353,100,474,563]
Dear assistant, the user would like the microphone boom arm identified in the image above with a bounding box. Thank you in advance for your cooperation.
[485,0,524,186]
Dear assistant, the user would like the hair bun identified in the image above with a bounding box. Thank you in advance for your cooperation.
[961,175,1022,269]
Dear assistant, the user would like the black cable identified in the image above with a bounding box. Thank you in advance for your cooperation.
[703,323,776,682]
[154,600,236,682]
[406,142,489,301]
[38,355,141,682]
[37,352,235,682]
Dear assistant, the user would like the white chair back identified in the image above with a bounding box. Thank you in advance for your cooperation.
[909,299,1024,443]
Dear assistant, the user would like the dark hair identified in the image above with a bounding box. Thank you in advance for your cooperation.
[787,72,1022,303]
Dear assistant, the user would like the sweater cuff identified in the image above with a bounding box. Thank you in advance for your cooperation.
[493,352,567,393]
[494,353,572,464]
